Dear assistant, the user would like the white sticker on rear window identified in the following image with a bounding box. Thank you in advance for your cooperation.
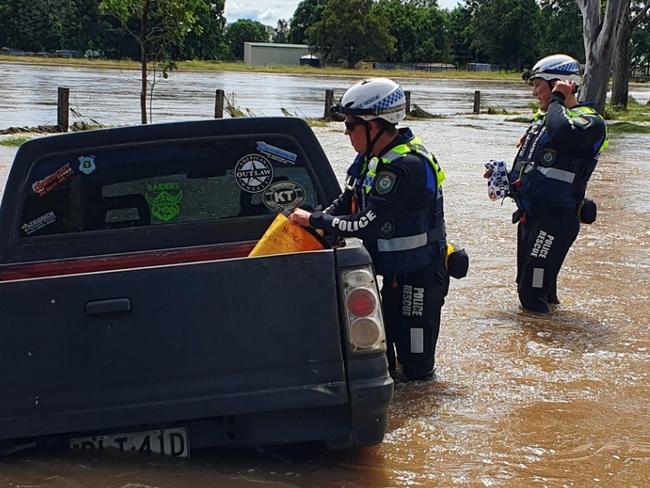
[256,141,297,165]
[21,211,56,235]
[235,154,274,193]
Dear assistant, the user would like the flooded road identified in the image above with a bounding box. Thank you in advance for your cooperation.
[2,62,650,129]
[1,66,649,487]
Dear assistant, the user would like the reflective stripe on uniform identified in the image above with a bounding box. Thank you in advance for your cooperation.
[532,268,544,288]
[378,232,428,252]
[410,328,424,354]
[362,136,446,194]
[536,166,575,183]
[377,226,446,252]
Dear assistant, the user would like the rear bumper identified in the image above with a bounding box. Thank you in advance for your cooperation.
[182,375,393,450]
[2,376,393,453]
[347,375,394,447]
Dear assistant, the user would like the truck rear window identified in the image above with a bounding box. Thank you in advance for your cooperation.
[18,136,318,237]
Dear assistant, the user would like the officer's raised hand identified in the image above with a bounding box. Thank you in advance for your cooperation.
[551,79,577,101]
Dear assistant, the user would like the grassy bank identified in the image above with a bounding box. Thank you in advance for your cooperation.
[0,136,31,146]
[605,98,650,123]
[607,121,650,134]
[0,55,522,82]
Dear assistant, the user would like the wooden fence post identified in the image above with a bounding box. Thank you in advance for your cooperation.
[405,90,411,116]
[215,89,224,118]
[324,89,334,119]
[473,90,481,114]
[57,87,70,132]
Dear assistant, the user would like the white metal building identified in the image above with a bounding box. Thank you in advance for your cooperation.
[243,43,310,66]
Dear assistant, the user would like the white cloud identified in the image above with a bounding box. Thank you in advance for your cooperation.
[225,0,462,27]
[225,0,297,26]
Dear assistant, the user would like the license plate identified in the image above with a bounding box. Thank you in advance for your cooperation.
[70,427,190,458]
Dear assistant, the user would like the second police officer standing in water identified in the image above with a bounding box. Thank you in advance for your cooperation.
[486,54,608,314]
[291,78,467,381]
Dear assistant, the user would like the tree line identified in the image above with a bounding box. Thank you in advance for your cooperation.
[1,0,647,119]
[2,0,647,70]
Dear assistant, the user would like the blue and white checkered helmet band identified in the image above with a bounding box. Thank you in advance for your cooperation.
[556,61,580,73]
[339,77,407,124]
[529,54,581,83]
[375,87,405,110]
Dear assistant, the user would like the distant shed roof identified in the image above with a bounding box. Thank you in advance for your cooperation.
[244,43,309,49]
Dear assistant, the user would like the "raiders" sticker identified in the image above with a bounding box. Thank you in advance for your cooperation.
[235,154,274,193]
[263,181,306,212]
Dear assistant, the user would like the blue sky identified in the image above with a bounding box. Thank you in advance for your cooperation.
[225,0,462,27]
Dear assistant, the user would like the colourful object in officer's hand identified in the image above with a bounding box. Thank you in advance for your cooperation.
[485,160,510,200]
[248,213,325,257]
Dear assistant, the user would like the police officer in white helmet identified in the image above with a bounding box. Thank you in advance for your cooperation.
[490,54,608,313]
[291,78,451,381]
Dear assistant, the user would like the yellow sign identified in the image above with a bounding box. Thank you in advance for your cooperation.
[248,213,325,257]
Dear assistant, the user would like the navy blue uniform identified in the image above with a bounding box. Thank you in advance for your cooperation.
[510,92,607,313]
[310,128,448,380]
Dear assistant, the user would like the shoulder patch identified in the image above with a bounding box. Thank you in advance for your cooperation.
[375,171,397,195]
[571,116,593,129]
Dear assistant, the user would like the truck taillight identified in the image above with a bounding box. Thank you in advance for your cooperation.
[341,268,385,353]
[346,288,377,317]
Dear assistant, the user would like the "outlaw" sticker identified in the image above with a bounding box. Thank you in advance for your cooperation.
[235,154,273,193]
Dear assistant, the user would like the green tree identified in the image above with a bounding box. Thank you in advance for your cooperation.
[412,6,451,62]
[375,0,418,62]
[273,19,290,43]
[289,0,326,44]
[224,19,270,59]
[99,0,203,124]
[447,4,477,66]
[180,0,227,59]
[470,0,540,68]
[307,0,395,68]
[631,2,650,74]
[537,0,584,61]
[0,0,73,51]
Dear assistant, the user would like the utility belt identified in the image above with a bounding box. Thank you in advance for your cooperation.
[512,197,597,225]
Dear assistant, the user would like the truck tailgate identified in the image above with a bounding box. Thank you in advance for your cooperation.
[0,250,347,440]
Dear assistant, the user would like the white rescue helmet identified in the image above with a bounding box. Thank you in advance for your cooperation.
[333,77,406,125]
[524,54,581,85]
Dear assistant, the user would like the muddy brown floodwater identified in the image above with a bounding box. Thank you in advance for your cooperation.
[1,106,649,487]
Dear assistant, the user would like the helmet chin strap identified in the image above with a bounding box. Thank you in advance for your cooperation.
[364,122,386,160]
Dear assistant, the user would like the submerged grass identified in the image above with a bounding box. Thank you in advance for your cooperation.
[605,98,650,123]
[0,136,31,146]
[607,121,650,134]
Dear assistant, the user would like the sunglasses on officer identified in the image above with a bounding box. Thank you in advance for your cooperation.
[344,118,366,132]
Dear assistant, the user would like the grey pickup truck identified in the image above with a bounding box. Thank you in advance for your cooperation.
[0,117,393,457]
